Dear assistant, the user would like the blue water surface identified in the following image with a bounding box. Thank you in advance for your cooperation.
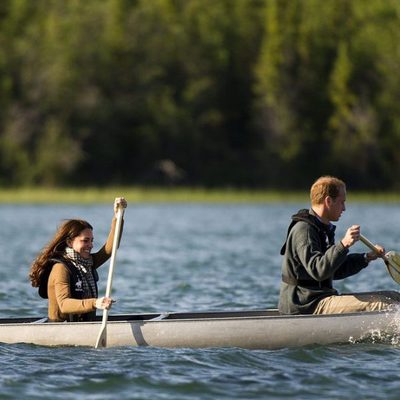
[1,202,400,399]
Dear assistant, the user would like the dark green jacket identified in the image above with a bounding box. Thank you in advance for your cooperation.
[278,209,369,314]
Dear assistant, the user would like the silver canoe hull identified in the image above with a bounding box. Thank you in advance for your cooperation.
[0,309,399,349]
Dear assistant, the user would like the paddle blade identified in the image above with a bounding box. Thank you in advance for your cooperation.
[94,325,107,348]
[385,251,400,285]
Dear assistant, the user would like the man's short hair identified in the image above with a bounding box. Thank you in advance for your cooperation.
[310,176,346,205]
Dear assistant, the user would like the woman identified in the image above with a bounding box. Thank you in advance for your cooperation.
[29,197,127,322]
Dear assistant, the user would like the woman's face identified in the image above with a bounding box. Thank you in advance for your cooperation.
[68,228,94,259]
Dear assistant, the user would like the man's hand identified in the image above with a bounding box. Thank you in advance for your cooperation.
[341,225,360,248]
[366,244,385,262]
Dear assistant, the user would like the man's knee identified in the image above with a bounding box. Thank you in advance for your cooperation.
[367,291,400,311]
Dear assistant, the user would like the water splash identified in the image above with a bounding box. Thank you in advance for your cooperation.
[349,306,400,345]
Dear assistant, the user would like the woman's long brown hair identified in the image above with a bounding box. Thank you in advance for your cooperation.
[29,219,93,287]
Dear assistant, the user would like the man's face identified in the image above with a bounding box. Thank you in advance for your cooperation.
[327,186,346,222]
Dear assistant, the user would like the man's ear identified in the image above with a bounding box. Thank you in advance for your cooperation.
[325,196,333,207]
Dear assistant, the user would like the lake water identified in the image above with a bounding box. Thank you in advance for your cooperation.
[1,202,400,399]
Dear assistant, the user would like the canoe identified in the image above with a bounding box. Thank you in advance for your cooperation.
[0,309,399,349]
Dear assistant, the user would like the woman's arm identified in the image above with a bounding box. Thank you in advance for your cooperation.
[92,197,126,268]
[50,263,97,314]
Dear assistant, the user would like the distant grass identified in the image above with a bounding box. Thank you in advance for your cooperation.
[0,187,399,204]
[0,186,306,204]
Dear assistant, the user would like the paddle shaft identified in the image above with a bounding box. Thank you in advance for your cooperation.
[359,235,379,254]
[95,205,124,348]
[104,206,124,299]
[360,234,388,262]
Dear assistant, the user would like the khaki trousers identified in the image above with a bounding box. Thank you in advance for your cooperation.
[313,291,400,314]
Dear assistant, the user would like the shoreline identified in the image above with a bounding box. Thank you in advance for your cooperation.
[0,187,399,204]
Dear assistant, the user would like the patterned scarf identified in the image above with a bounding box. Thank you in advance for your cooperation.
[64,247,98,298]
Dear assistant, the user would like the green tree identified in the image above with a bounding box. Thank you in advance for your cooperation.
[255,0,400,189]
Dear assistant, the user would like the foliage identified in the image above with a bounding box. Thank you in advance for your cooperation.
[0,0,399,189]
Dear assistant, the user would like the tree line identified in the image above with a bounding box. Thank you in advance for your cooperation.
[0,0,400,189]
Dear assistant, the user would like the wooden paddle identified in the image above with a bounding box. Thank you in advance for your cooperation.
[94,204,125,348]
[360,234,400,284]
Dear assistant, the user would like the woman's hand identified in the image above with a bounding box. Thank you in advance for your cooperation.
[114,197,127,216]
[95,296,115,310]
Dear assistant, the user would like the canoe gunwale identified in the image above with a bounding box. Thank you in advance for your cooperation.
[0,308,397,326]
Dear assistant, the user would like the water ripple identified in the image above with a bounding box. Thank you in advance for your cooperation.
[2,204,400,399]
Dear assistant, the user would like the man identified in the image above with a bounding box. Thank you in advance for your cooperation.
[279,175,400,314]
